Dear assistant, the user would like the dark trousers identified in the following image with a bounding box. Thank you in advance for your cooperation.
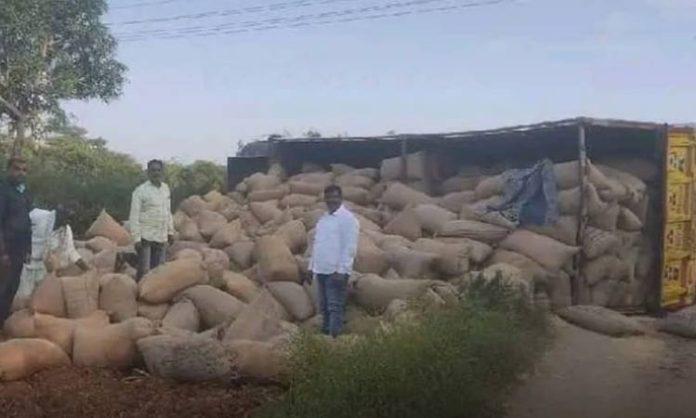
[0,252,26,325]
[317,273,349,337]
[136,239,166,280]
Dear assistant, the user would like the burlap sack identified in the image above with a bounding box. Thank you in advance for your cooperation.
[175,248,204,262]
[549,271,572,310]
[336,174,375,189]
[255,236,300,283]
[618,207,643,231]
[439,220,509,244]
[222,294,294,344]
[345,203,384,226]
[281,194,318,209]
[554,160,613,191]
[221,271,259,303]
[289,181,324,196]
[435,237,493,265]
[267,282,315,322]
[177,218,205,242]
[202,248,230,282]
[61,271,100,319]
[245,173,281,192]
[487,249,550,287]
[411,238,470,277]
[0,339,70,381]
[34,311,110,355]
[73,317,154,368]
[525,216,578,246]
[227,340,287,379]
[474,175,505,200]
[355,235,390,275]
[352,274,432,312]
[3,309,36,338]
[460,198,516,230]
[179,196,211,217]
[180,285,246,329]
[226,240,255,270]
[584,255,630,286]
[139,259,208,304]
[138,302,170,321]
[210,220,244,249]
[173,211,190,231]
[441,176,480,194]
[380,151,428,181]
[167,241,207,260]
[342,186,371,206]
[291,172,333,187]
[474,263,533,302]
[557,305,644,336]
[250,201,283,224]
[300,208,324,230]
[384,208,422,241]
[275,220,308,255]
[99,274,138,322]
[31,274,66,317]
[162,298,200,332]
[412,204,456,235]
[86,210,131,246]
[500,230,580,271]
[86,236,117,253]
[93,248,118,274]
[439,191,477,214]
[381,183,434,210]
[557,184,606,216]
[196,210,228,240]
[248,186,289,202]
[590,203,620,232]
[583,227,621,259]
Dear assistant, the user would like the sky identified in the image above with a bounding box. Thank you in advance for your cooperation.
[64,0,696,164]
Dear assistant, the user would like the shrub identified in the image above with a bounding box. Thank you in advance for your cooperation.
[259,277,551,418]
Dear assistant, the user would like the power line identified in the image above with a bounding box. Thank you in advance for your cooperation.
[117,0,514,42]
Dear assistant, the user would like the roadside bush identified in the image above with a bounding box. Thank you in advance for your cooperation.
[259,277,551,418]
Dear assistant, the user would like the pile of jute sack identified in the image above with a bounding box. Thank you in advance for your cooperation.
[0,152,657,382]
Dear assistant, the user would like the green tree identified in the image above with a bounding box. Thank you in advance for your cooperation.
[0,0,126,153]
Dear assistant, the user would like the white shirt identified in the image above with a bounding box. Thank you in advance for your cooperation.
[309,205,360,275]
[129,181,175,243]
[44,225,81,268]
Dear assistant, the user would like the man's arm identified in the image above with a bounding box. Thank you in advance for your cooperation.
[336,215,359,275]
[165,186,175,239]
[129,187,142,244]
[64,226,89,271]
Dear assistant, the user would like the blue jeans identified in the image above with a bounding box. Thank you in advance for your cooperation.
[317,273,348,337]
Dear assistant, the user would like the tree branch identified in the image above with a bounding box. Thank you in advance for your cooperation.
[0,95,23,121]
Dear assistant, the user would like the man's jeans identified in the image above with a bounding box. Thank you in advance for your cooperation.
[317,273,348,337]
[136,239,166,280]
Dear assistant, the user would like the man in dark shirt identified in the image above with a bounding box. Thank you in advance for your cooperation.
[0,157,32,326]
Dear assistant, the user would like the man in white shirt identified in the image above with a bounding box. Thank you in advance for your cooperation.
[129,160,175,280]
[308,185,360,337]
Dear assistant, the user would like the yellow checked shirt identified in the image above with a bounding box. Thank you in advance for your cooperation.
[129,181,175,243]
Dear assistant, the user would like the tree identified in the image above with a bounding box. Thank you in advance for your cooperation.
[304,129,322,138]
[0,0,126,154]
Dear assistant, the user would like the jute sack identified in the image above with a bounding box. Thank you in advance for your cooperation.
[227,340,287,379]
[222,292,294,343]
[138,302,170,322]
[500,230,580,271]
[139,259,208,304]
[210,220,244,249]
[355,212,381,232]
[413,204,456,235]
[525,216,578,246]
[380,151,428,181]
[554,160,613,191]
[384,208,422,241]
[221,271,259,303]
[597,164,647,204]
[441,176,480,194]
[245,173,281,192]
[267,282,315,321]
[173,211,190,231]
[86,210,131,246]
[93,248,118,274]
[3,309,37,338]
[31,274,66,317]
[99,274,138,322]
[167,241,207,260]
[226,240,255,270]
[250,201,283,224]
[178,218,205,242]
[557,305,644,337]
[179,196,211,217]
[342,186,371,206]
[460,198,516,230]
[435,237,493,265]
[345,203,384,226]
[281,194,318,209]
[618,207,643,231]
[34,311,110,355]
[73,317,155,368]
[386,248,439,280]
[0,339,70,381]
[487,249,550,287]
[162,298,200,332]
[138,334,232,382]
[656,310,696,339]
[180,285,246,329]
[557,184,606,216]
[255,236,300,283]
[336,174,375,190]
[381,183,434,210]
[248,186,289,202]
[474,175,505,200]
[584,255,630,286]
[196,210,227,240]
[290,172,333,187]
[330,163,355,176]
[352,274,432,312]
[202,248,230,282]
[549,271,572,310]
[355,235,390,275]
[411,238,470,277]
[439,191,477,213]
[473,263,533,302]
[583,227,621,259]
[275,220,308,255]
[61,271,100,319]
[86,236,117,253]
[301,208,324,230]
[289,181,323,196]
[439,220,510,244]
[589,203,620,232]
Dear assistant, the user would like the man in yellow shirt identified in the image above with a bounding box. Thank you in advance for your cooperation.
[129,160,175,280]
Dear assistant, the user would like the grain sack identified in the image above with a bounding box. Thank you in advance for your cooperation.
[93,249,118,274]
[352,274,432,312]
[583,227,621,259]
[474,263,533,302]
[436,237,493,265]
[439,220,509,244]
[73,317,154,368]
[380,151,428,181]
[179,196,211,217]
[525,216,578,246]
[487,249,550,287]
[352,167,379,179]
[384,208,422,241]
[86,236,117,253]
[300,208,324,230]
[553,160,613,190]
[227,340,286,379]
[245,173,281,192]
[0,339,70,381]
[597,164,647,201]
[381,183,434,210]
[209,220,244,249]
[138,302,170,321]
[345,203,384,226]
[177,218,205,242]
[549,272,572,310]
[292,172,333,187]
[173,211,190,231]
[557,184,606,216]
[411,238,470,277]
[275,220,308,254]
[330,163,355,176]
[175,248,204,262]
[250,201,283,224]
[500,230,580,271]
[289,181,323,196]
[656,311,696,339]
[162,298,200,332]
[383,299,416,324]
[355,235,390,275]
[557,305,644,337]
[3,309,36,338]
[86,210,131,246]
[168,241,207,260]
[248,186,289,202]
[412,204,456,235]
[255,236,300,283]
[618,207,643,231]
[221,271,259,303]
[590,203,620,232]
[139,259,208,304]
[301,162,325,174]
[180,285,246,329]
[196,210,227,240]
[342,186,371,206]
[223,291,294,342]
[441,176,480,194]
[34,311,110,355]
[584,255,630,286]
[31,274,66,317]
[439,191,477,214]
[355,212,381,232]
[138,334,231,382]
[202,248,230,281]
[267,282,315,321]
[336,174,375,189]
[61,271,100,319]
[460,198,516,230]
[226,240,255,270]
[281,194,318,209]
[99,274,138,322]
[474,175,505,200]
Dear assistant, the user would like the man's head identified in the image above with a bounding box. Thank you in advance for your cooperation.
[324,185,343,213]
[147,159,164,185]
[54,203,76,228]
[7,157,28,186]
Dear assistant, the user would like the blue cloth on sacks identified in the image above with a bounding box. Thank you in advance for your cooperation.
[487,159,559,227]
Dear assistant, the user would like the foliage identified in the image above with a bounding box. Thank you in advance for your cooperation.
[259,277,551,418]
[0,0,126,139]
[165,160,226,206]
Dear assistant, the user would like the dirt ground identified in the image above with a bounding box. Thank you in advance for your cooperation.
[507,316,696,418]
[0,367,283,418]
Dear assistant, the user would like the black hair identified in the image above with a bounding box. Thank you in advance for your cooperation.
[147,159,164,170]
[324,184,343,197]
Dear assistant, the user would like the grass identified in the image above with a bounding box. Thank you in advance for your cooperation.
[257,276,552,418]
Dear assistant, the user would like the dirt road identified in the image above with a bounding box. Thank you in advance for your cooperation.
[507,317,696,418]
